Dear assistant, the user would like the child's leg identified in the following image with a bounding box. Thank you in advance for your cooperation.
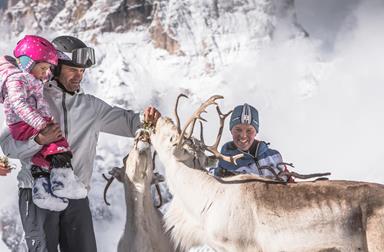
[31,153,50,169]
[42,139,87,199]
[41,138,71,160]
[8,121,39,140]
[30,165,69,211]
[9,121,69,211]
[39,139,71,168]
[9,121,50,168]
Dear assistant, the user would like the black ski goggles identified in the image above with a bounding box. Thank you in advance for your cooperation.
[71,47,96,67]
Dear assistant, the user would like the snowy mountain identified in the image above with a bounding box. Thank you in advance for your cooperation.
[1,0,384,251]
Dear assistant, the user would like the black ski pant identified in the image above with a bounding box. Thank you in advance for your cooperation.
[18,188,97,252]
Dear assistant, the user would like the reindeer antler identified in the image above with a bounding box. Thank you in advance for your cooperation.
[176,95,224,148]
[256,163,331,181]
[102,172,115,206]
[174,94,188,134]
[103,154,128,206]
[199,106,244,165]
[174,94,244,165]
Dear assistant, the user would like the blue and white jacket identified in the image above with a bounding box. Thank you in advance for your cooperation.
[214,140,286,179]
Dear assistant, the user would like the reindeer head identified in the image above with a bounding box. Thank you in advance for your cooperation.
[124,129,154,186]
[150,94,244,169]
[150,115,202,166]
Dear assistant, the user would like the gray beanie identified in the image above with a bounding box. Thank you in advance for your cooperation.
[229,103,259,132]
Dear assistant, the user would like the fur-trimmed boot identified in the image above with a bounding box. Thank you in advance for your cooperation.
[31,165,69,211]
[49,153,87,199]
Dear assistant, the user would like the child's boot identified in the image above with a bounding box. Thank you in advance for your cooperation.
[31,165,69,211]
[49,153,87,199]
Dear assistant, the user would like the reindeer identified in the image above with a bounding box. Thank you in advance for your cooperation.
[104,130,173,252]
[149,94,384,252]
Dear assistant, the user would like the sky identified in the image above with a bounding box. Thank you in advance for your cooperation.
[296,0,361,52]
[274,0,384,182]
[0,0,384,251]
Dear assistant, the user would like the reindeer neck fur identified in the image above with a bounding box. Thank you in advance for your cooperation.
[152,129,221,212]
[152,118,238,249]
[118,143,172,252]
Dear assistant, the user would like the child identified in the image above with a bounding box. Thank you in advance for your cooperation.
[0,35,87,211]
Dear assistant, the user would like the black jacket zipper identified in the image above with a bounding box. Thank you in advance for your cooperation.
[62,91,68,137]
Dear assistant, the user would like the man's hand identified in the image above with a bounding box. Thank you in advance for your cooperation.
[0,157,12,176]
[34,123,63,145]
[144,106,161,127]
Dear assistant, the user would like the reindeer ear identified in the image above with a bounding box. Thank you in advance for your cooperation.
[172,147,192,161]
[151,172,165,185]
[170,134,181,146]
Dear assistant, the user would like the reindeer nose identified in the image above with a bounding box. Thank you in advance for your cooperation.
[136,141,150,152]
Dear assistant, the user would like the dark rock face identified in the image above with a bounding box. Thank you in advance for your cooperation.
[2,0,65,34]
[1,0,154,35]
[1,0,304,56]
[147,0,306,56]
[101,0,153,33]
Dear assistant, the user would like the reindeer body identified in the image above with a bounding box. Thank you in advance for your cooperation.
[117,136,173,252]
[151,116,384,252]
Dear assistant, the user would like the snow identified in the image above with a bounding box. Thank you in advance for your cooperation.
[1,0,384,251]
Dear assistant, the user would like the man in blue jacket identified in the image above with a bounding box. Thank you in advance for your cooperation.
[215,103,291,181]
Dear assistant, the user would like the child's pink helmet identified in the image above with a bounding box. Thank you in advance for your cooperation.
[13,35,58,66]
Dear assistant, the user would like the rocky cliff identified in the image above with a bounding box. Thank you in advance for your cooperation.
[1,0,305,55]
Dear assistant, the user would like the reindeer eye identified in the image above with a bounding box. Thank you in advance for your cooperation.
[170,136,173,142]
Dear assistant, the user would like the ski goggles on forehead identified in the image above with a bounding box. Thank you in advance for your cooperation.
[72,47,96,67]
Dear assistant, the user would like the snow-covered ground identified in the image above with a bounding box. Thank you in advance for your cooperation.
[1,0,384,251]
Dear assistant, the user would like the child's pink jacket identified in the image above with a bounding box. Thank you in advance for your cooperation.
[0,56,51,131]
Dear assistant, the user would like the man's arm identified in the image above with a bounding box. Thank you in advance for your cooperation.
[214,143,238,176]
[258,146,293,182]
[0,123,62,159]
[0,127,41,159]
[94,97,160,137]
[95,101,141,137]
[92,96,141,137]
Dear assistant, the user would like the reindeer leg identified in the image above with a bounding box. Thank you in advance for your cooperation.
[366,206,384,251]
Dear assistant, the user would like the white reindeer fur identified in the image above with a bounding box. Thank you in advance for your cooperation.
[151,116,384,252]
[117,135,173,252]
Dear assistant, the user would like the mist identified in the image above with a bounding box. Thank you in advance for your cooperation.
[0,0,383,251]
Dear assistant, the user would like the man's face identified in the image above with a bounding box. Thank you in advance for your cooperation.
[30,62,52,81]
[57,64,85,92]
[231,124,257,151]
